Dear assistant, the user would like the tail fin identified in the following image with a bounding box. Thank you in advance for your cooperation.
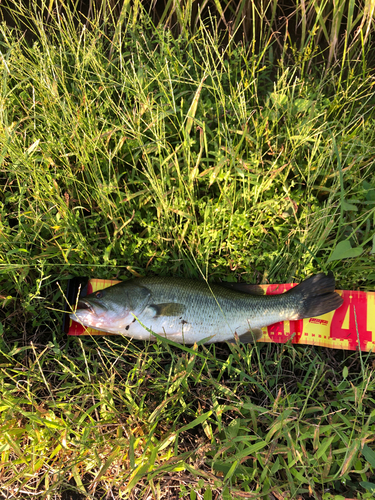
[287,273,343,319]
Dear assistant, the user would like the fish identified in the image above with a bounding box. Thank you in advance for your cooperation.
[69,273,343,344]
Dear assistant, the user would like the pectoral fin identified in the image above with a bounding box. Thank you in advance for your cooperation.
[229,328,263,344]
[239,328,263,343]
[147,303,186,317]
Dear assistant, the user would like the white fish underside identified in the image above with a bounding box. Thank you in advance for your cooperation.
[111,307,295,343]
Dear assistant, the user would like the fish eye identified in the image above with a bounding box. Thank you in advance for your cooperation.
[95,291,104,299]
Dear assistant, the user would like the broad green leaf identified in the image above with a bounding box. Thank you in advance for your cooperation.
[72,464,87,494]
[294,98,311,112]
[315,435,336,460]
[224,460,238,481]
[270,92,288,107]
[342,200,358,211]
[203,486,212,500]
[222,487,232,500]
[362,444,375,467]
[235,441,268,461]
[125,463,150,492]
[340,439,361,476]
[363,181,375,201]
[328,240,363,262]
[360,481,375,492]
[291,467,305,482]
[6,248,29,255]
[178,411,212,433]
[159,433,177,451]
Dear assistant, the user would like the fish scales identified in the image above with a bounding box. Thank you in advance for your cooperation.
[129,278,298,341]
[70,274,343,344]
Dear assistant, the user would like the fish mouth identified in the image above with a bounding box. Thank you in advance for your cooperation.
[76,300,96,315]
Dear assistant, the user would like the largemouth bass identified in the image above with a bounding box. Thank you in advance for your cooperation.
[70,273,343,344]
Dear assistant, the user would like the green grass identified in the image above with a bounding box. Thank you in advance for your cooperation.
[1,1,375,498]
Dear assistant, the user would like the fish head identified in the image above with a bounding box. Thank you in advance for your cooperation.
[70,282,151,333]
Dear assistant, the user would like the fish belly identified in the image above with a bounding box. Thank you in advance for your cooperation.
[121,308,278,344]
